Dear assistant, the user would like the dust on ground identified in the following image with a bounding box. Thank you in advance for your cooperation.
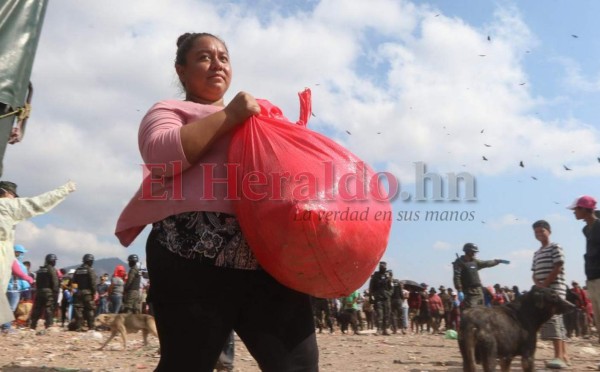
[1,327,600,371]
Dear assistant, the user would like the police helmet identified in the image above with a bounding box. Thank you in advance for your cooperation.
[83,253,95,264]
[45,253,57,266]
[463,243,479,253]
[127,254,139,263]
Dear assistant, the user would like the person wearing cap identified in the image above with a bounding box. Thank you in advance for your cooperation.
[569,195,600,343]
[531,219,569,369]
[438,286,452,331]
[0,180,76,326]
[428,287,443,333]
[368,261,393,335]
[452,243,509,309]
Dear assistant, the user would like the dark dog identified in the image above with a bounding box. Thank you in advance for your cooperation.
[411,312,432,333]
[412,304,433,333]
[337,309,359,334]
[458,286,573,372]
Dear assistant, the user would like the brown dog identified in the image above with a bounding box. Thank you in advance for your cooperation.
[458,286,574,372]
[94,313,158,350]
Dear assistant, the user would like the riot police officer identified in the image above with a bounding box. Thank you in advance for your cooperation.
[368,261,393,335]
[452,243,509,309]
[30,253,59,330]
[122,254,141,314]
[71,253,97,331]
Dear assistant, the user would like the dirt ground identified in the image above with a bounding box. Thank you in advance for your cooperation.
[1,326,600,371]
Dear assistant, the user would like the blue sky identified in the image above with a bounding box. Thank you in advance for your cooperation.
[3,0,599,293]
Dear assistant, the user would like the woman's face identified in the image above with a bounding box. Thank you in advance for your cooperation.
[176,36,231,104]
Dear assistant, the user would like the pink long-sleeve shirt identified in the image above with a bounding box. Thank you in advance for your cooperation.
[115,100,236,247]
[12,260,33,285]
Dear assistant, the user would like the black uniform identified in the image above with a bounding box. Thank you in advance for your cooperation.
[72,263,97,330]
[311,296,333,333]
[122,265,141,313]
[369,270,392,334]
[452,256,499,308]
[390,281,404,333]
[30,264,59,329]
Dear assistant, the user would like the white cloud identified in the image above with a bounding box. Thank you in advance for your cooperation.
[3,0,600,268]
[14,221,125,268]
[488,214,528,229]
[432,240,452,250]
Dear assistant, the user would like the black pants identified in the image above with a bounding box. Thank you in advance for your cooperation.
[146,233,319,372]
[30,289,55,329]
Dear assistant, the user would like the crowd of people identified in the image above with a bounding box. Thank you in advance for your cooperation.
[312,275,593,340]
[2,247,150,334]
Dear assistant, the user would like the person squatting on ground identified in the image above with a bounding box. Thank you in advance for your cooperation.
[452,243,509,309]
[71,254,97,331]
[0,180,76,328]
[115,32,318,371]
[30,253,59,331]
[122,254,141,314]
[531,219,569,369]
[570,195,600,344]
[368,261,393,335]
[2,245,34,332]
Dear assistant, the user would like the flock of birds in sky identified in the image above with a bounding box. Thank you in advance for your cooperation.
[336,30,597,178]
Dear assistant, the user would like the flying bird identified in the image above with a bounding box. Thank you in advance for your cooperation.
[571,34,579,38]
[345,130,352,135]
[484,144,491,147]
[479,54,486,57]
[377,132,381,134]
[519,82,526,86]
[480,129,485,134]
[531,176,538,180]
[482,156,488,161]
[487,35,491,41]
[519,161,524,168]
[563,165,572,171]
[597,157,600,163]
[311,112,316,117]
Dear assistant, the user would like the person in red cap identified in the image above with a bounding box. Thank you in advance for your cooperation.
[570,195,600,344]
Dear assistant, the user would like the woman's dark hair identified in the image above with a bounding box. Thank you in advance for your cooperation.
[175,32,228,66]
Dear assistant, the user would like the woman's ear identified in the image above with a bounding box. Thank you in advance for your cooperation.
[175,64,186,86]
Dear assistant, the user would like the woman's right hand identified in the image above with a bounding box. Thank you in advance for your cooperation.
[224,92,261,125]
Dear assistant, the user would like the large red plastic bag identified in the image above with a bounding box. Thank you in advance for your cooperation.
[228,89,392,298]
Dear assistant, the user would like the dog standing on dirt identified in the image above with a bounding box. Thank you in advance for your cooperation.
[94,313,158,350]
[458,285,573,372]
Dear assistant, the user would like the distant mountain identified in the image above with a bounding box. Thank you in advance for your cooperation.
[62,257,127,277]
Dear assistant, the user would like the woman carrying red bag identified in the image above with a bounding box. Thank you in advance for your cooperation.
[116,33,319,371]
